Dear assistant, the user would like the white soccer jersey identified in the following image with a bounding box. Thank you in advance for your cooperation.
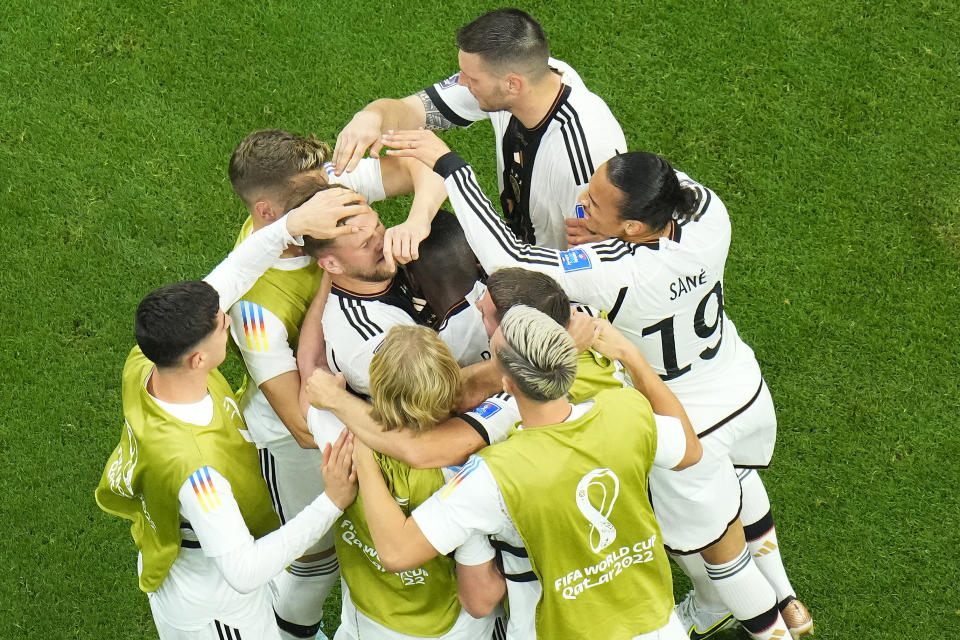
[425,58,626,249]
[324,157,387,203]
[435,280,492,367]
[323,279,422,396]
[413,402,685,640]
[436,154,766,434]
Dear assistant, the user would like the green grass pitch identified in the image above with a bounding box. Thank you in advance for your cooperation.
[0,1,957,638]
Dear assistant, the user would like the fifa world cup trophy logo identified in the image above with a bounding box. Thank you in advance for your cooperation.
[575,468,620,553]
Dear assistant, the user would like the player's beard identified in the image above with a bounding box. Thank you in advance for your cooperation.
[347,261,396,284]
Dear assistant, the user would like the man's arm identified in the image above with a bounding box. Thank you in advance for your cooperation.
[260,371,316,449]
[306,369,488,468]
[333,95,428,175]
[181,433,355,593]
[353,439,438,573]
[457,560,506,618]
[591,319,701,469]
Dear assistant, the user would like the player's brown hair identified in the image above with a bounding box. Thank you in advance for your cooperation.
[229,129,332,206]
[487,268,570,326]
[456,9,550,80]
[369,325,462,433]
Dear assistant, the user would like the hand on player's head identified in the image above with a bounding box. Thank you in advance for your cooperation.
[333,110,385,176]
[382,129,451,169]
[321,429,357,511]
[286,188,370,240]
[306,369,348,410]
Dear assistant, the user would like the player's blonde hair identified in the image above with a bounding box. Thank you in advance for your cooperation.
[369,325,462,433]
[495,305,577,402]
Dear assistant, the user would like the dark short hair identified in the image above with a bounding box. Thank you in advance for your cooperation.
[135,281,220,368]
[456,9,549,78]
[228,129,331,205]
[604,152,697,233]
[487,267,570,326]
[405,210,479,295]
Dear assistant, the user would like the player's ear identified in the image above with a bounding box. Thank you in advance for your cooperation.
[501,375,516,396]
[253,199,279,223]
[505,73,523,96]
[622,219,646,238]
[185,350,204,371]
[316,254,344,275]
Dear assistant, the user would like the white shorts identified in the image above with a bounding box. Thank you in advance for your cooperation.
[648,448,742,555]
[146,547,280,639]
[259,436,335,553]
[684,379,777,468]
[333,579,501,640]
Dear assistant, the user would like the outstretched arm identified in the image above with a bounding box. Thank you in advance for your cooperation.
[306,369,488,468]
[333,95,428,175]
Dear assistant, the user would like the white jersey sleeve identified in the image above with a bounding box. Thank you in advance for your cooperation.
[652,414,687,470]
[324,158,387,203]
[179,465,343,593]
[228,301,296,387]
[433,153,644,311]
[456,393,520,446]
[422,73,490,127]
[412,455,508,555]
[453,532,497,566]
[204,216,301,311]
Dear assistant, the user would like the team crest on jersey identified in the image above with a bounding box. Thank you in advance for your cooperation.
[576,468,620,553]
[560,248,592,272]
[471,401,501,419]
[439,73,460,88]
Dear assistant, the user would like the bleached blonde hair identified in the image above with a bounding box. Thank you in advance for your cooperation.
[369,325,462,433]
[496,305,577,402]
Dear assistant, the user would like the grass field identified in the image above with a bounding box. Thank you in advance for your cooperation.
[1,1,957,638]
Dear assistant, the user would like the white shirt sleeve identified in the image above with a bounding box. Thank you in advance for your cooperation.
[228,301,296,386]
[412,456,506,555]
[423,74,490,126]
[306,407,347,449]
[325,158,387,203]
[453,532,496,566]
[457,394,521,446]
[204,216,301,311]
[433,154,641,313]
[652,414,688,470]
[179,466,343,594]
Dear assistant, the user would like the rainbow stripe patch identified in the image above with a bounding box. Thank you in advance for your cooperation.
[188,467,223,513]
[240,301,269,352]
[440,456,481,500]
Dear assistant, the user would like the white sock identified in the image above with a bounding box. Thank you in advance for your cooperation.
[672,552,727,612]
[706,548,790,640]
[739,469,797,605]
[273,555,340,639]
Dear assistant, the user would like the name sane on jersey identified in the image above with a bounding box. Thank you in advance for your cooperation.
[669,269,709,301]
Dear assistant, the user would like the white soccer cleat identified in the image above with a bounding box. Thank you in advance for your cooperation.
[675,590,736,639]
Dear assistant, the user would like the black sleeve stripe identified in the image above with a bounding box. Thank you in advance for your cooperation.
[560,103,596,175]
[597,246,640,263]
[423,85,474,128]
[491,538,529,557]
[556,115,587,185]
[339,297,372,340]
[453,168,560,267]
[493,391,512,400]
[456,413,491,445]
[505,571,538,583]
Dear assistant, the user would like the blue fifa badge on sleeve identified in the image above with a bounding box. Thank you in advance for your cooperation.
[574,203,586,219]
[472,401,501,419]
[560,247,592,272]
[439,73,460,88]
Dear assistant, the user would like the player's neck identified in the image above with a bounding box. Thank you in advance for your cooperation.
[515,395,573,429]
[147,366,210,404]
[331,274,393,296]
[511,72,564,129]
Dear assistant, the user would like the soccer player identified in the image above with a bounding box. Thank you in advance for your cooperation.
[386,129,814,639]
[95,194,361,639]
[320,325,507,640]
[332,8,626,249]
[345,306,698,639]
[225,128,446,639]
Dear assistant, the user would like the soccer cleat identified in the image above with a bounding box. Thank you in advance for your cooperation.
[780,598,813,638]
[675,590,736,639]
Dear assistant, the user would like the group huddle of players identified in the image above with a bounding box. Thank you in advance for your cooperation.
[96,8,815,640]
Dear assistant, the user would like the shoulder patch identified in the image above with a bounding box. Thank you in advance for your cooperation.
[440,456,481,500]
[471,400,502,419]
[438,73,460,88]
[560,247,592,272]
[188,467,223,513]
[239,301,270,352]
